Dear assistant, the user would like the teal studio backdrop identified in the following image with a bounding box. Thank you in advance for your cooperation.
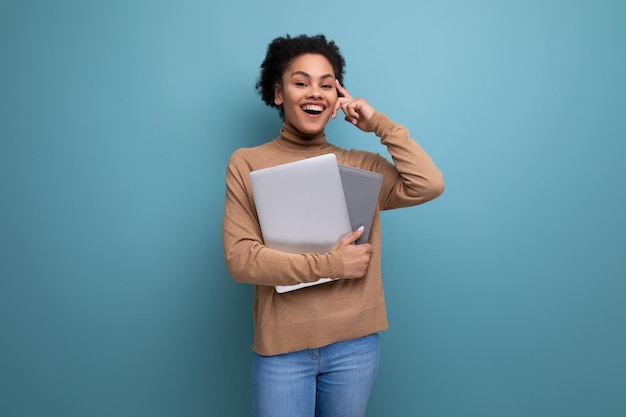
[1,1,625,416]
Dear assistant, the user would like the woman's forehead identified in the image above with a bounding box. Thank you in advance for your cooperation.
[285,54,334,77]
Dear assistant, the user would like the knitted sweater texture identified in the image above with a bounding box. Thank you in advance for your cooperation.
[222,112,444,355]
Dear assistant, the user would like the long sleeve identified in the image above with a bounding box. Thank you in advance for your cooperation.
[347,112,445,210]
[221,117,443,355]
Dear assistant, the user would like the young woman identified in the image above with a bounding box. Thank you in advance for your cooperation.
[222,34,444,417]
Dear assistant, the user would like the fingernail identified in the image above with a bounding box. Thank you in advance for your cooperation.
[357,225,365,232]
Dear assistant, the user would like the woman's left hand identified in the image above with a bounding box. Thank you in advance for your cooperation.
[332,80,376,132]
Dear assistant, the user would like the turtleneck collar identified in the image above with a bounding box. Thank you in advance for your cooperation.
[273,121,332,153]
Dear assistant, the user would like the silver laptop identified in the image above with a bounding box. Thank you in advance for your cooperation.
[249,154,352,293]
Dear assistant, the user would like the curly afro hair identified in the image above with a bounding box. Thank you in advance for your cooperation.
[255,34,346,119]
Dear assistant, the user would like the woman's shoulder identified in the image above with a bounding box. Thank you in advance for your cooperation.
[228,141,276,164]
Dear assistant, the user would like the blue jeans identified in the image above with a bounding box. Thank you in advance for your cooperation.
[252,333,380,417]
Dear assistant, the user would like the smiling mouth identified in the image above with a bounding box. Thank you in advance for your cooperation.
[301,105,325,115]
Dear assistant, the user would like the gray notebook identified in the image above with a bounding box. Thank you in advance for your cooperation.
[338,164,383,245]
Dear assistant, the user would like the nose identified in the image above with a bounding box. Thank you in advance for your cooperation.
[308,85,322,98]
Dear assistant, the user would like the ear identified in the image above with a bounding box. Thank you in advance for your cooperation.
[274,83,283,106]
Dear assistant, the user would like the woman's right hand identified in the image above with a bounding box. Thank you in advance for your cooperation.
[333,226,372,279]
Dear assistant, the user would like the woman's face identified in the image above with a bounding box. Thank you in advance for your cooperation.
[274,53,338,135]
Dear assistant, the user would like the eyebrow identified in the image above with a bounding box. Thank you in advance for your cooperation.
[290,70,335,81]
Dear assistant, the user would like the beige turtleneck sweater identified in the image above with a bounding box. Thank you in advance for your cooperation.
[222,112,444,355]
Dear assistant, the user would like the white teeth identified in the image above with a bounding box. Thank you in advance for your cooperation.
[302,105,324,112]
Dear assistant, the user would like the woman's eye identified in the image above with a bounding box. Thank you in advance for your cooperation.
[321,84,333,89]
[295,82,307,87]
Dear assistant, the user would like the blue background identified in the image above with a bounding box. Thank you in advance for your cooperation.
[1,1,624,416]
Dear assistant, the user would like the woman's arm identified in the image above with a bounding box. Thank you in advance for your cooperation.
[334,80,444,210]
[222,151,371,286]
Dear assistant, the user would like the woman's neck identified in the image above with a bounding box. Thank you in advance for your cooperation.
[276,121,328,150]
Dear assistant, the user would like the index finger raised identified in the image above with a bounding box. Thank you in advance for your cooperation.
[335,79,352,99]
